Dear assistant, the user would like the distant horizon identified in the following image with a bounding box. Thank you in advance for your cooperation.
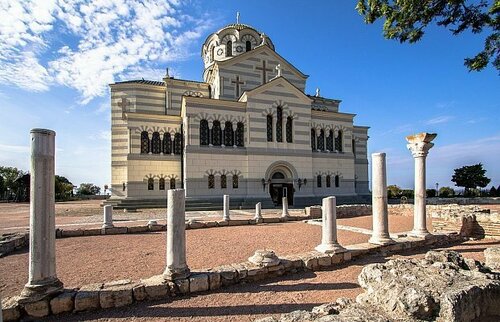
[1,1,498,191]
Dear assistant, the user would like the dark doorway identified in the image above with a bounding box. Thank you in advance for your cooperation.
[270,183,294,206]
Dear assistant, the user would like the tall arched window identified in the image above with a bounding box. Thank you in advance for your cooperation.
[335,175,340,187]
[335,130,343,152]
[276,106,283,142]
[212,120,221,146]
[236,122,244,147]
[159,178,165,190]
[233,174,239,188]
[266,115,273,142]
[318,129,325,151]
[141,131,150,154]
[163,132,172,154]
[352,139,356,155]
[311,128,316,150]
[317,175,322,188]
[147,178,154,190]
[326,175,331,188]
[208,174,215,189]
[170,178,176,189]
[173,133,182,155]
[200,120,209,146]
[286,116,293,143]
[326,130,334,151]
[151,132,161,154]
[226,41,232,57]
[245,40,251,52]
[210,46,214,61]
[221,174,227,189]
[224,121,234,146]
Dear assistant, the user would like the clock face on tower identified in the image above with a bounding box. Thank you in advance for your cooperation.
[217,48,223,56]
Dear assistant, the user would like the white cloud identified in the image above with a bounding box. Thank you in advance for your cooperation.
[0,144,29,153]
[0,0,213,104]
[425,115,454,125]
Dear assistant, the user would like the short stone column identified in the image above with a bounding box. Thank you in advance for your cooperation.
[254,202,263,222]
[102,205,114,228]
[406,133,437,237]
[223,194,230,221]
[369,153,393,245]
[21,129,63,301]
[164,189,190,280]
[315,196,345,253]
[281,197,290,218]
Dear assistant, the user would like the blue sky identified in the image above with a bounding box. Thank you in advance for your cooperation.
[0,0,498,191]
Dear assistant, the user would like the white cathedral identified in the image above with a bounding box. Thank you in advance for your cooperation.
[108,20,370,209]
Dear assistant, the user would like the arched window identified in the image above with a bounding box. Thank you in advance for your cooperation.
[266,115,273,142]
[272,172,285,179]
[224,121,234,146]
[317,175,322,188]
[226,41,232,57]
[159,178,165,190]
[245,40,251,52]
[232,174,239,188]
[212,120,221,146]
[235,122,244,147]
[276,106,283,142]
[208,174,215,189]
[151,132,161,154]
[141,131,150,154]
[311,128,316,150]
[200,120,209,146]
[174,133,182,155]
[352,139,356,155]
[335,130,343,152]
[221,174,227,189]
[326,175,331,188]
[163,132,172,154]
[326,130,334,151]
[318,129,325,151]
[170,178,176,189]
[286,116,293,143]
[210,46,214,61]
[335,175,340,187]
[147,178,154,190]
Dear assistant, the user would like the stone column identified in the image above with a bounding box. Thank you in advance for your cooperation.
[164,189,190,280]
[223,194,230,221]
[315,196,345,253]
[21,129,63,301]
[281,197,290,218]
[254,202,263,222]
[369,153,393,245]
[102,205,114,228]
[406,133,437,237]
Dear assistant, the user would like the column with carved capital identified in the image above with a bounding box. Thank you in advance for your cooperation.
[406,133,437,237]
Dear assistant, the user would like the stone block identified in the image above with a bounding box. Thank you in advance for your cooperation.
[148,224,166,232]
[128,226,149,234]
[280,255,304,269]
[246,265,269,281]
[50,290,75,315]
[300,252,319,270]
[216,221,229,227]
[262,217,281,224]
[187,221,205,229]
[343,251,352,262]
[189,273,209,293]
[331,253,344,264]
[214,265,238,286]
[231,263,248,279]
[228,219,250,226]
[74,283,102,312]
[100,279,134,308]
[132,284,147,301]
[202,221,217,228]
[61,229,84,237]
[140,275,168,300]
[2,296,21,322]
[101,227,128,235]
[317,255,332,267]
[207,272,221,290]
[24,299,50,318]
[83,228,102,236]
[267,263,285,273]
[174,278,190,295]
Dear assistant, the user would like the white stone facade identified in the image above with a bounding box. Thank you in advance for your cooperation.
[109,22,370,208]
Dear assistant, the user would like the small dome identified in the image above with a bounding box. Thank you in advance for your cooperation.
[201,22,274,69]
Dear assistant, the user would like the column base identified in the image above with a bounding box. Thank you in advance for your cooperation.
[19,277,63,303]
[102,223,114,229]
[409,229,431,238]
[254,217,263,223]
[368,235,395,245]
[315,243,346,254]
[222,216,231,221]
[163,266,190,281]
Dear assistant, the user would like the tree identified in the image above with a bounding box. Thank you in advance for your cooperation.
[55,175,74,201]
[439,186,455,197]
[426,189,437,197]
[77,183,101,196]
[451,163,491,196]
[490,186,498,196]
[356,0,499,71]
[0,166,26,200]
[387,184,401,198]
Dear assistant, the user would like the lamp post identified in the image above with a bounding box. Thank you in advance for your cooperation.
[435,182,439,197]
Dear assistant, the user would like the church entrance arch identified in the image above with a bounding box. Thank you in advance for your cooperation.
[265,161,297,206]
